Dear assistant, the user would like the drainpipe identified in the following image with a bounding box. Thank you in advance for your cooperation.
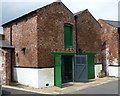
[74,15,78,54]
[10,24,13,82]
[10,24,12,46]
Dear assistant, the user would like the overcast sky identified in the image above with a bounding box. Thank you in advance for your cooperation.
[0,0,119,34]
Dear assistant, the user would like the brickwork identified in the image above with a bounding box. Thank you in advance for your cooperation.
[37,2,75,67]
[3,13,38,67]
[4,27,11,42]
[3,2,76,68]
[99,20,119,66]
[0,49,11,85]
[76,10,103,63]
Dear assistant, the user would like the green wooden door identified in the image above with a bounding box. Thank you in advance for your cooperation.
[54,55,62,88]
[88,54,95,79]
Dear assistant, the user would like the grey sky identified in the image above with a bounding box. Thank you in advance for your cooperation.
[0,0,119,34]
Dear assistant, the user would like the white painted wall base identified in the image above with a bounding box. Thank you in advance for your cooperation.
[108,66,120,77]
[95,64,102,78]
[14,67,54,88]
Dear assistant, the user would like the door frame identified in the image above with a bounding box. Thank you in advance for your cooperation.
[51,52,96,88]
[52,52,76,88]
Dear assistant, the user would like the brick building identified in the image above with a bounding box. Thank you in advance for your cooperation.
[1,1,103,88]
[0,34,14,85]
[75,9,102,63]
[99,19,120,77]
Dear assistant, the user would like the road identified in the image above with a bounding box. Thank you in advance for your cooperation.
[2,87,39,95]
[71,80,119,94]
[1,80,119,95]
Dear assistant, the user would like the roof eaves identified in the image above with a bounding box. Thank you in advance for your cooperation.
[2,9,37,27]
[99,19,120,28]
[2,1,70,27]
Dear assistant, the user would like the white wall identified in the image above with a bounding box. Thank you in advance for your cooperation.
[14,67,54,88]
[108,66,120,77]
[38,68,54,88]
[95,64,102,78]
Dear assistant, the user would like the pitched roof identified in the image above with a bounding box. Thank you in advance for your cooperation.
[99,19,120,28]
[2,1,72,26]
[0,40,14,48]
[74,9,102,28]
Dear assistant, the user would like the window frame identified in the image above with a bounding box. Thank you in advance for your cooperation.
[64,24,73,48]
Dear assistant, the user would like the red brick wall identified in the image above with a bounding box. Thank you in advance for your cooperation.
[3,2,76,68]
[99,20,119,65]
[0,49,11,85]
[76,10,102,63]
[3,13,38,67]
[4,27,11,42]
[3,2,107,68]
[37,2,76,67]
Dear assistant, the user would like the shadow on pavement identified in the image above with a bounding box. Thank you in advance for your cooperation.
[2,90,11,95]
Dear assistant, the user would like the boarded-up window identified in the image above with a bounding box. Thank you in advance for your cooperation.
[64,24,73,48]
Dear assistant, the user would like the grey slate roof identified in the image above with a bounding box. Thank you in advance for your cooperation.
[100,19,120,28]
[0,40,14,48]
[74,9,88,16]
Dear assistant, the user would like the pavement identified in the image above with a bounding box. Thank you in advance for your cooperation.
[2,77,119,94]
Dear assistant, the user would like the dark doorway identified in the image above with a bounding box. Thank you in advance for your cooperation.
[62,56,73,83]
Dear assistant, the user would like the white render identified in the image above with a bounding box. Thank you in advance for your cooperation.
[108,66,120,77]
[101,48,110,75]
[14,67,54,88]
[95,64,102,78]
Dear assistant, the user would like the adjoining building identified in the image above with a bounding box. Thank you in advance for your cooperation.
[99,19,120,77]
[0,34,14,85]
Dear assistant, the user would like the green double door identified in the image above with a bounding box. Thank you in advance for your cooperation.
[54,54,95,88]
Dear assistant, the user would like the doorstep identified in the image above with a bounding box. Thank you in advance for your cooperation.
[2,77,118,94]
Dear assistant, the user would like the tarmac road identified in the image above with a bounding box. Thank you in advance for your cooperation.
[2,87,39,95]
[1,80,119,95]
[71,80,119,94]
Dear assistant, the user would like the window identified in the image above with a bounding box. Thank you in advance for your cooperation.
[21,48,26,55]
[64,24,73,48]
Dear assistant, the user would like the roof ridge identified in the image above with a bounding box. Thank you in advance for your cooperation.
[74,9,88,16]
